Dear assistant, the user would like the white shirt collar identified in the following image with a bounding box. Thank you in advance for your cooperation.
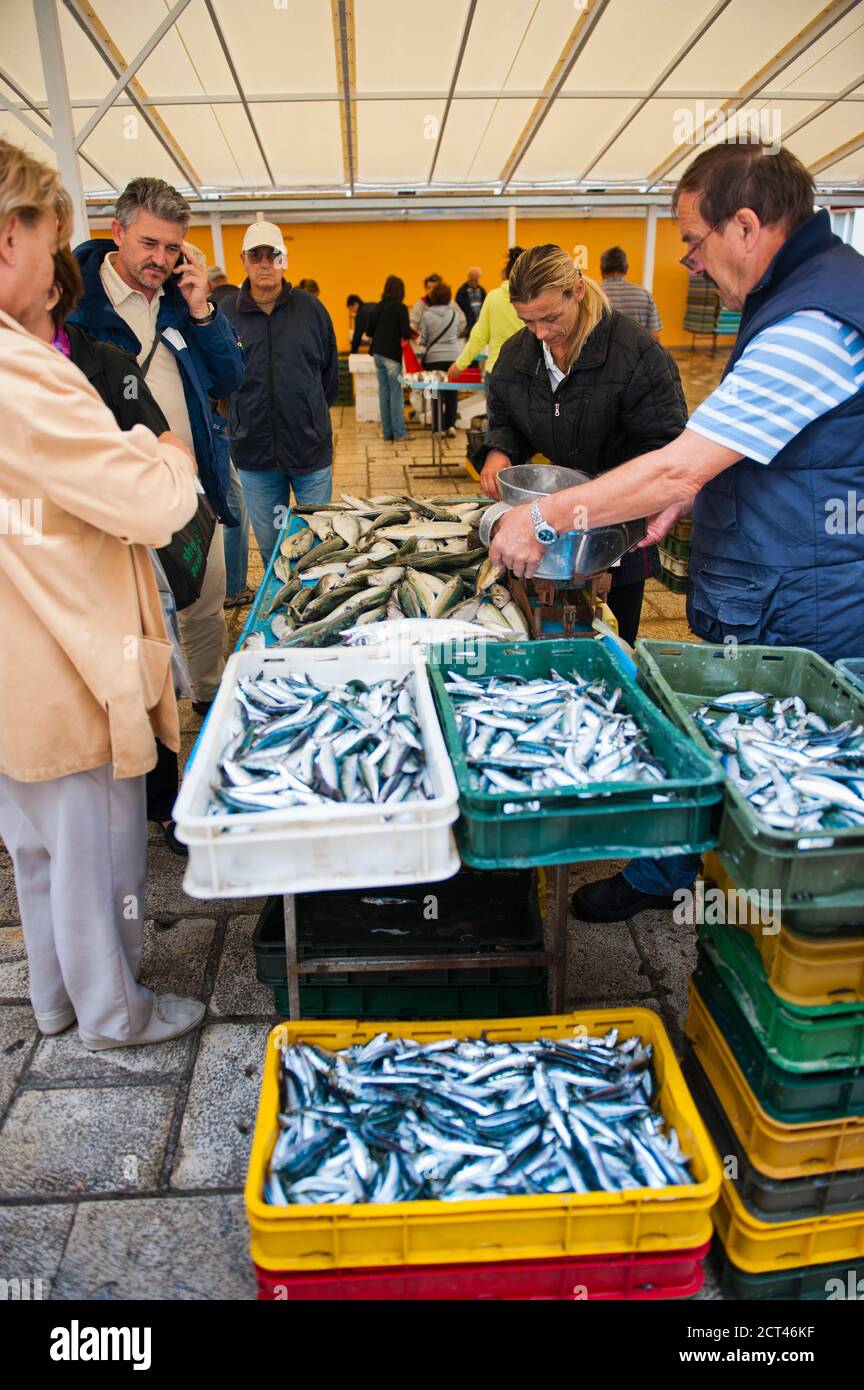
[542,338,568,384]
[101,251,163,310]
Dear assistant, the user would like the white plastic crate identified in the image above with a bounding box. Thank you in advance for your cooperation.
[174,647,460,898]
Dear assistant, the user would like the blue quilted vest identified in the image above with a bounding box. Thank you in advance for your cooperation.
[687,211,864,662]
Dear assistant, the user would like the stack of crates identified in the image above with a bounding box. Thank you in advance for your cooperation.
[684,860,864,1300]
[245,1008,722,1300]
[635,641,864,1298]
[658,515,691,594]
[252,867,549,1020]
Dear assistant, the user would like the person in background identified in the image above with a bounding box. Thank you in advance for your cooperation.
[410,273,442,336]
[418,281,467,437]
[221,222,338,564]
[455,266,487,331]
[600,247,662,340]
[448,246,525,383]
[367,275,411,443]
[0,137,204,1048]
[476,244,687,646]
[297,278,320,298]
[20,243,189,856]
[206,265,238,308]
[70,178,244,720]
[347,292,374,352]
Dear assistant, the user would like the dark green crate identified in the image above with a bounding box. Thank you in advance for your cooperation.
[274,976,548,1020]
[837,658,864,698]
[660,534,690,562]
[693,950,864,1123]
[711,1241,864,1300]
[427,639,723,870]
[698,919,864,1072]
[682,1045,864,1222]
[657,567,689,595]
[635,640,864,926]
[253,867,543,986]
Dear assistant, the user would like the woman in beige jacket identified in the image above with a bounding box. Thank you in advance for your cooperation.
[0,138,204,1049]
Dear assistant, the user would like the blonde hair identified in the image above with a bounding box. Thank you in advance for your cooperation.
[509,244,609,370]
[0,137,72,242]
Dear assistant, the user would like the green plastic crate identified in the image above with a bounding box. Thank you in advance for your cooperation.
[693,949,864,1123]
[636,640,864,927]
[698,918,864,1072]
[274,976,548,1020]
[711,1242,864,1300]
[683,1046,864,1223]
[660,534,690,562]
[837,658,864,698]
[426,639,723,870]
[657,567,689,595]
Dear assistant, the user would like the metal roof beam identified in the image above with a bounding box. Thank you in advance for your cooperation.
[426,0,477,184]
[202,0,275,187]
[63,0,202,195]
[575,0,734,182]
[9,89,864,108]
[331,0,357,193]
[498,0,611,193]
[647,0,863,187]
[781,69,864,143]
[810,129,864,174]
[0,62,117,188]
[74,0,193,150]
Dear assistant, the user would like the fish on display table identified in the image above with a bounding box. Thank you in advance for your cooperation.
[264,1028,693,1206]
[692,691,864,832]
[443,670,669,794]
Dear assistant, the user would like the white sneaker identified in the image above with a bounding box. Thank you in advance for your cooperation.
[446,427,457,438]
[79,994,205,1051]
[35,1003,76,1036]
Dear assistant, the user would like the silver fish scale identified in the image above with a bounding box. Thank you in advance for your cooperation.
[693,691,864,832]
[265,1031,693,1206]
[444,672,668,792]
[211,671,434,817]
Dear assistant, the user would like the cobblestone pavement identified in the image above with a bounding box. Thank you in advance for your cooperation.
[0,352,728,1300]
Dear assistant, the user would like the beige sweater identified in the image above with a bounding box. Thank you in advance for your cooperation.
[0,310,198,781]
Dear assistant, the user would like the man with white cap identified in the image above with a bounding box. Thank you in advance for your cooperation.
[221,221,339,563]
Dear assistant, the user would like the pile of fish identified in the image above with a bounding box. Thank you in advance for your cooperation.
[444,670,669,795]
[265,1029,693,1206]
[693,690,864,832]
[244,494,529,650]
[210,671,435,815]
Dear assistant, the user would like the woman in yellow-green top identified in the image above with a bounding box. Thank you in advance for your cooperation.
[447,246,525,383]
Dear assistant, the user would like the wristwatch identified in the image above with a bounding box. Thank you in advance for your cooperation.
[530,501,559,546]
[191,303,217,325]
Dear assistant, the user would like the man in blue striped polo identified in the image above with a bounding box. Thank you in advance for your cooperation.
[487,142,864,922]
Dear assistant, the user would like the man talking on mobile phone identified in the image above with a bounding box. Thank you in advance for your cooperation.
[70,178,244,720]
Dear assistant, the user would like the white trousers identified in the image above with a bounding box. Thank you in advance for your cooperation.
[177,523,227,703]
[0,764,154,1040]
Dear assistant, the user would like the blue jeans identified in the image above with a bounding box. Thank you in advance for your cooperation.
[374,354,406,440]
[223,461,250,597]
[237,466,333,566]
[624,854,702,896]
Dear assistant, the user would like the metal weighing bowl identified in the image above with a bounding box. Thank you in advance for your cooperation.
[488,463,647,582]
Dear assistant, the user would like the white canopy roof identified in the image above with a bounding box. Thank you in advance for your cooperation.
[2,0,862,216]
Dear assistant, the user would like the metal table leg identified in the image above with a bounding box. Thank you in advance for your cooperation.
[282,893,300,1020]
[547,864,570,1013]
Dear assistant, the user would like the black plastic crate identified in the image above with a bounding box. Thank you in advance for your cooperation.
[711,1241,864,1301]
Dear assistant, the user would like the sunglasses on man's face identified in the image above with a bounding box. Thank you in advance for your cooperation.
[245,247,282,264]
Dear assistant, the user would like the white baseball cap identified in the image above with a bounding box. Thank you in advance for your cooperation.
[241,220,287,256]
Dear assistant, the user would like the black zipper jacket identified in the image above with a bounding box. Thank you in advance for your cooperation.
[476,311,687,586]
[221,281,339,474]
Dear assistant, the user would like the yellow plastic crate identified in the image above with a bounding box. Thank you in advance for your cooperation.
[703,853,864,1008]
[246,1009,721,1273]
[714,1176,864,1274]
[686,984,864,1179]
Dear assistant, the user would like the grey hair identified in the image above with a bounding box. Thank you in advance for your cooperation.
[114,177,191,231]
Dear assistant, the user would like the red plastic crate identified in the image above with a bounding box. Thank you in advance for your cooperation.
[254,1242,711,1301]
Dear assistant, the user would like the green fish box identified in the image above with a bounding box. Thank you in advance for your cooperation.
[710,1242,864,1301]
[697,918,864,1073]
[426,639,723,870]
[635,640,864,931]
[272,976,548,1021]
[692,948,864,1122]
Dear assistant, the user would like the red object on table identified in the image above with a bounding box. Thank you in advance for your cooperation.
[448,367,483,383]
[254,1242,711,1301]
[401,340,421,373]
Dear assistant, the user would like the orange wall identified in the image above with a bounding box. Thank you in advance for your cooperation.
[93,217,694,351]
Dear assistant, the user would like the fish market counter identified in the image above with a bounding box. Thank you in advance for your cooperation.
[179,501,724,1019]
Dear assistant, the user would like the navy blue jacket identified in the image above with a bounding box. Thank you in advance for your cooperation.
[69,240,244,524]
[688,211,864,662]
[221,281,339,475]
